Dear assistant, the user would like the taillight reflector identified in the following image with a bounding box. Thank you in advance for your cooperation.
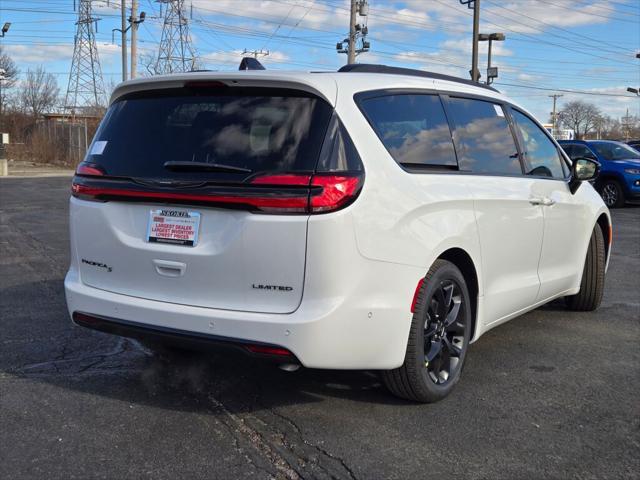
[411,278,425,313]
[245,345,293,356]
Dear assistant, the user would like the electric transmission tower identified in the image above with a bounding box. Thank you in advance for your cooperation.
[64,0,107,114]
[154,0,196,74]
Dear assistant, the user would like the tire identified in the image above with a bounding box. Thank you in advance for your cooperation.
[600,179,625,208]
[565,225,605,311]
[382,259,472,403]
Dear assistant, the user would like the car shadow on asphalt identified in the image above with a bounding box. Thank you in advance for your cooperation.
[2,278,416,412]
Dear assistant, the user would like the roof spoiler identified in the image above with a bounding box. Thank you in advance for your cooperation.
[239,57,266,71]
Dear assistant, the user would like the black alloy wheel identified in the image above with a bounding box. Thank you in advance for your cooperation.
[423,279,466,385]
[600,180,624,208]
[382,259,472,403]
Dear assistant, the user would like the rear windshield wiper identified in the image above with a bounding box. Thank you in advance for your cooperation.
[163,161,252,174]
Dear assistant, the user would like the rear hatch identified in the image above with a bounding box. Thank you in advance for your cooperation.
[71,81,363,314]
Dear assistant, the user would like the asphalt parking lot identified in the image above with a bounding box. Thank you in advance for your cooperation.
[1,176,639,480]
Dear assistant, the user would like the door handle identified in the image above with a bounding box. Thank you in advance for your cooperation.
[529,197,555,206]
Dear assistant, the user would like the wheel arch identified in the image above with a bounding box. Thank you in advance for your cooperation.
[595,172,625,189]
[437,247,480,342]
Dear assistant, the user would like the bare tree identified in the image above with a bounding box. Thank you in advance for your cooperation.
[0,46,19,89]
[19,66,60,117]
[558,100,601,140]
[139,52,157,76]
[1,46,19,119]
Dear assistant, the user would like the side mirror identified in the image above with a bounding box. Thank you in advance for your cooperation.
[569,157,600,194]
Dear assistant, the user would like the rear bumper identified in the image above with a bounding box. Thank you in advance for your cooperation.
[72,311,298,361]
[64,260,420,370]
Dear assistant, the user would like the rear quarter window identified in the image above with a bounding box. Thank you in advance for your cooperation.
[358,94,458,169]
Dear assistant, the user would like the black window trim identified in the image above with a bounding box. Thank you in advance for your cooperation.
[354,88,573,183]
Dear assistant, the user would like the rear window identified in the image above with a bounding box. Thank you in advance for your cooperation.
[359,94,457,168]
[85,87,333,180]
[447,97,521,175]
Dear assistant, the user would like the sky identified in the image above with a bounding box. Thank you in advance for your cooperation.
[1,0,639,122]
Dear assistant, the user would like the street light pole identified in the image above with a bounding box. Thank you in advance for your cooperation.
[0,22,11,131]
[478,32,504,85]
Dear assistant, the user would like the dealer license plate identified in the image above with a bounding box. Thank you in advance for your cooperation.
[147,209,201,246]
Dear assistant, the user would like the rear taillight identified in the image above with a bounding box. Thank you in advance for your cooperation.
[76,163,105,176]
[72,172,363,214]
[250,172,362,213]
[309,175,361,213]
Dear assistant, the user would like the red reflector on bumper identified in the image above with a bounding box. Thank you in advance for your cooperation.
[245,345,293,356]
[411,278,425,313]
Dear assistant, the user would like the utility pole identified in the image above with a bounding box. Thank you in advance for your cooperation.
[622,108,632,142]
[336,0,369,64]
[471,0,480,82]
[155,0,196,74]
[549,94,563,138]
[121,0,127,81]
[64,0,107,114]
[130,0,139,79]
[460,0,481,81]
[347,0,357,64]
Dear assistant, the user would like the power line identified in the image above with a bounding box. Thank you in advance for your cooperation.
[483,0,636,55]
[535,0,639,22]
[494,82,636,98]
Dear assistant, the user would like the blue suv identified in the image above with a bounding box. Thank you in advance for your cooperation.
[559,140,640,208]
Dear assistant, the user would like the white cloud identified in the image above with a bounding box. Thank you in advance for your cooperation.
[5,45,74,64]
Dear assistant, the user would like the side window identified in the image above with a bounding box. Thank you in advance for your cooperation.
[359,94,457,168]
[560,144,574,158]
[512,110,566,178]
[572,144,596,160]
[446,97,521,175]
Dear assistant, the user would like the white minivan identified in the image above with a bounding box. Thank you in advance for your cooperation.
[65,64,611,402]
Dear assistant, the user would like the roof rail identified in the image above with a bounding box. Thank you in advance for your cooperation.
[337,64,499,92]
